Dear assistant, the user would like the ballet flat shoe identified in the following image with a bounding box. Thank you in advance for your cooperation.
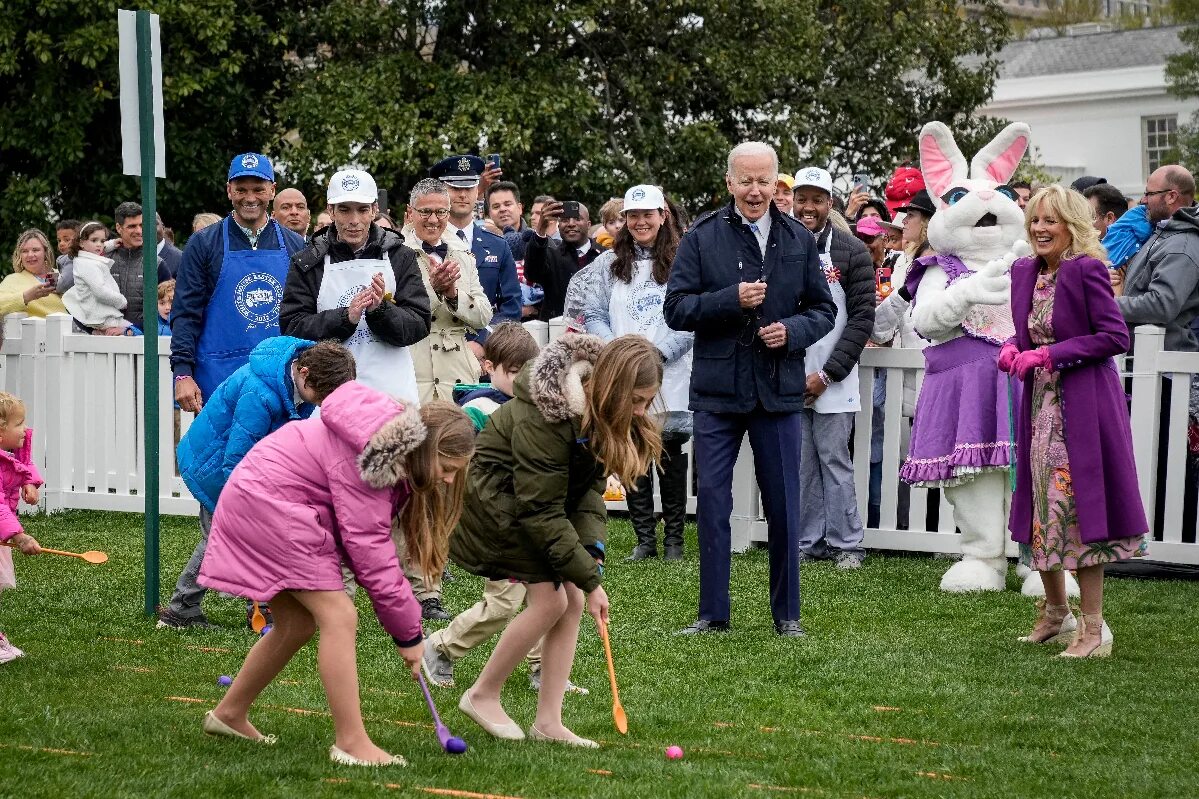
[202,711,277,745]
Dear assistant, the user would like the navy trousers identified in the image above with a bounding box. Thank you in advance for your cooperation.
[693,408,803,623]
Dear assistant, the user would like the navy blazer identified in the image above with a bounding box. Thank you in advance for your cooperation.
[463,223,521,343]
[664,201,836,413]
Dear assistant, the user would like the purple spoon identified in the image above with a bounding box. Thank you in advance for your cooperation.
[416,671,468,754]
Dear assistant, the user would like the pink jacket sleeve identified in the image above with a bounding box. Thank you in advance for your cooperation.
[0,500,23,540]
[327,457,422,646]
[17,429,43,487]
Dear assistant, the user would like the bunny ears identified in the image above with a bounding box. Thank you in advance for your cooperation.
[919,121,1032,200]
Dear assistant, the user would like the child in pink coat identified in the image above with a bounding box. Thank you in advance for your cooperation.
[198,382,474,767]
[0,392,44,663]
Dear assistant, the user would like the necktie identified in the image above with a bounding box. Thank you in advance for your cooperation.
[457,229,468,243]
[422,242,448,259]
[749,223,760,235]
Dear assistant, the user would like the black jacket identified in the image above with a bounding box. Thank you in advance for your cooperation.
[280,224,431,346]
[523,235,606,319]
[664,201,837,414]
[815,225,876,383]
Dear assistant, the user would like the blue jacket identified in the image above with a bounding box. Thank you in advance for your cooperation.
[464,224,522,343]
[170,216,307,378]
[177,335,315,512]
[664,201,837,413]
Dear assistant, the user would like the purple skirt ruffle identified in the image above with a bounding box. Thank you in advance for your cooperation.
[901,335,1016,487]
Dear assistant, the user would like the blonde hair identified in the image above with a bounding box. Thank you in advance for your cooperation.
[0,392,25,426]
[399,402,475,581]
[581,336,663,486]
[903,213,931,260]
[11,229,54,274]
[599,198,624,224]
[1025,184,1108,263]
[192,212,222,232]
[157,279,176,303]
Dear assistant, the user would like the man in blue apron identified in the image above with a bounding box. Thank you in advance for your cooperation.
[161,152,307,631]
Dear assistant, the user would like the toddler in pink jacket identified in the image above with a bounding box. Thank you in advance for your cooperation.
[0,392,44,664]
[197,381,475,768]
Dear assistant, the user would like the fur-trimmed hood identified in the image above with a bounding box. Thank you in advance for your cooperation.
[514,333,604,422]
[318,381,427,489]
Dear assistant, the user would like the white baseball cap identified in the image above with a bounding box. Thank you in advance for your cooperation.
[327,169,378,205]
[623,184,665,212]
[793,166,833,194]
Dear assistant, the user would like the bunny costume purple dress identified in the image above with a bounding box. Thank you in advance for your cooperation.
[901,253,1015,486]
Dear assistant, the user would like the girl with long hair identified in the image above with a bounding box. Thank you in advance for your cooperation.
[197,388,474,766]
[581,184,693,560]
[450,334,662,747]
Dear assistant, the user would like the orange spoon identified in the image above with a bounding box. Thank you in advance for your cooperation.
[0,541,108,564]
[598,619,628,734]
[250,602,267,633]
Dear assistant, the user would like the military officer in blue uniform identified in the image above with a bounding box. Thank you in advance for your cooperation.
[430,154,522,358]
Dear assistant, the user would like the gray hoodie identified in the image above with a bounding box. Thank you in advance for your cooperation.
[1117,205,1199,352]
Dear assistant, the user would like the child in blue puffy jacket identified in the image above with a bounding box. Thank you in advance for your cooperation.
[157,337,356,630]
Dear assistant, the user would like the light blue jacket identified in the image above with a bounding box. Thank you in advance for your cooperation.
[177,336,315,512]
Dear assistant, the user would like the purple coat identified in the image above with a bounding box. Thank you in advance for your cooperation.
[1008,255,1148,544]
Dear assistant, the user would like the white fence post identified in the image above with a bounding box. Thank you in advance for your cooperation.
[1129,325,1164,537]
[41,314,72,513]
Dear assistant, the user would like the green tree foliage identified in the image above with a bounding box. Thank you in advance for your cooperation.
[2,1,1010,241]
[1165,0,1199,169]
[0,1,290,238]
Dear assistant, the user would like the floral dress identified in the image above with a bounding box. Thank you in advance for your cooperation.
[1027,267,1148,570]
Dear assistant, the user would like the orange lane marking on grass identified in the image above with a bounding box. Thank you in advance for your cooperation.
[278,679,304,686]
[915,771,967,782]
[746,784,821,794]
[112,664,154,673]
[166,696,208,704]
[759,726,780,733]
[420,789,525,799]
[713,721,736,728]
[99,636,144,645]
[847,733,937,747]
[185,645,233,654]
[587,769,613,776]
[872,706,901,712]
[0,743,94,757]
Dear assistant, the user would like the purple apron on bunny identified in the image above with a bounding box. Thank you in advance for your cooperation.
[901,254,1016,486]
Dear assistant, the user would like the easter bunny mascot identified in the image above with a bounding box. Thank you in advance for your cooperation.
[899,121,1033,593]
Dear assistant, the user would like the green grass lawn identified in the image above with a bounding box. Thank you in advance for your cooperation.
[3,510,1198,799]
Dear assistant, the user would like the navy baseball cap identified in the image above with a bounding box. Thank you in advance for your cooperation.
[228,152,274,182]
[430,154,485,189]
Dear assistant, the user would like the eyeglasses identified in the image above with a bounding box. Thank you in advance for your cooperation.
[413,208,450,219]
[1142,188,1173,198]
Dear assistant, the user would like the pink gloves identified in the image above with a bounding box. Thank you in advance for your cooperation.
[1011,347,1052,380]
[997,342,1018,373]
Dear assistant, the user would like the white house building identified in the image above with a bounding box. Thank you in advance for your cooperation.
[977,24,1196,198]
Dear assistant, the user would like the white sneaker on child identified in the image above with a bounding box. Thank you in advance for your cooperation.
[0,632,25,663]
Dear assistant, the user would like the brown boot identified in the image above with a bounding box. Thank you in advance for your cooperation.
[1017,599,1077,644]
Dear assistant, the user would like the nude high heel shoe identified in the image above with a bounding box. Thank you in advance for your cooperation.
[1059,614,1113,658]
[1017,599,1077,644]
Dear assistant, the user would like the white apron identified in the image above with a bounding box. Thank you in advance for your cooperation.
[316,255,419,405]
[609,259,692,413]
[804,235,860,413]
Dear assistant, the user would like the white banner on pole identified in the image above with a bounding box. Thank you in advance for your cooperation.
[118,9,166,178]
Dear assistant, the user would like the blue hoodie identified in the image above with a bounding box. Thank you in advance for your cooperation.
[177,336,315,512]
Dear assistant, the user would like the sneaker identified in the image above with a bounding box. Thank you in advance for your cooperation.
[421,646,456,688]
[420,597,452,621]
[156,608,217,630]
[835,553,864,570]
[528,668,590,695]
[0,632,24,663]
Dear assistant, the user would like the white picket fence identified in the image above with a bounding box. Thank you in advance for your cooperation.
[3,313,1197,564]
